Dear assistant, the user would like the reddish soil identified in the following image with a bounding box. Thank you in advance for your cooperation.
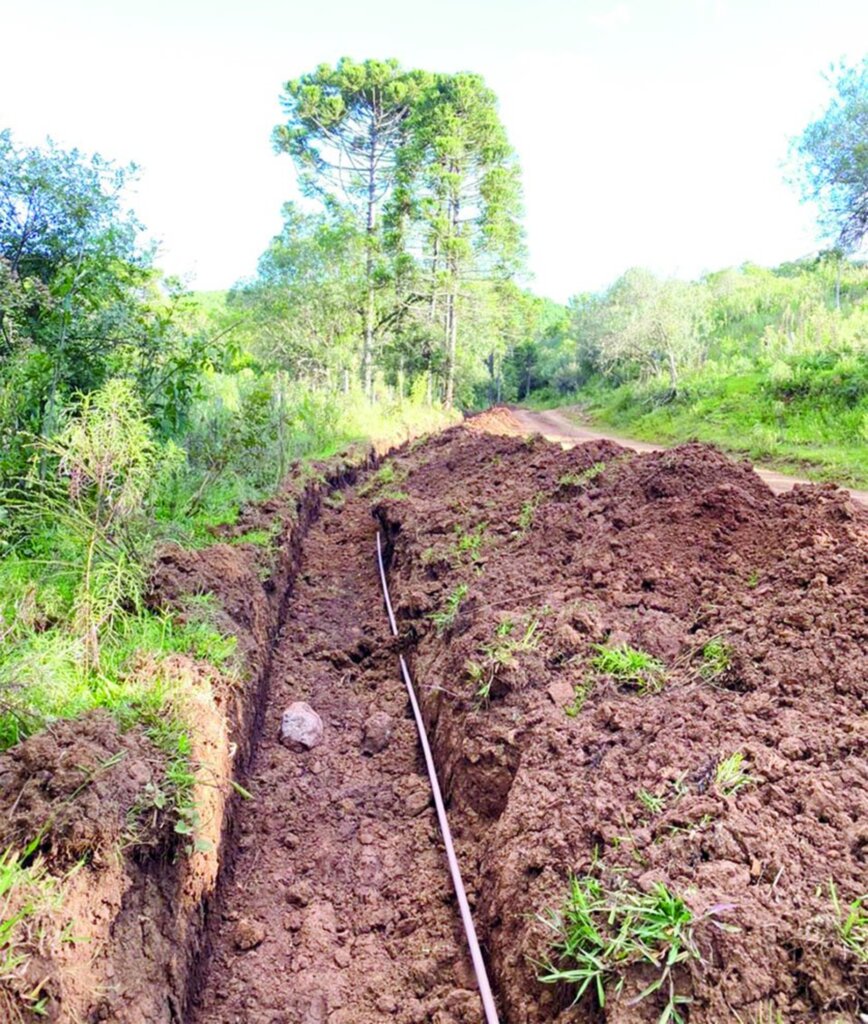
[4,425,866,1023]
[189,487,475,1024]
[374,426,868,1022]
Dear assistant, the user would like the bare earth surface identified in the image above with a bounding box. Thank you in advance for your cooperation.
[189,416,867,1023]
[507,406,868,508]
[190,493,474,1024]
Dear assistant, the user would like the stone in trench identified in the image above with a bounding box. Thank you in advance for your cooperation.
[233,917,266,951]
[361,711,393,754]
[280,702,324,751]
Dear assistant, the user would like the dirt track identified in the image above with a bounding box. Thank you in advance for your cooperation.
[507,406,868,508]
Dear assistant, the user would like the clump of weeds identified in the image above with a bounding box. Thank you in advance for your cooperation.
[829,880,868,962]
[324,490,346,510]
[592,643,666,695]
[699,638,732,681]
[358,462,406,498]
[452,522,488,570]
[466,614,540,703]
[429,583,468,634]
[557,462,606,492]
[714,752,755,797]
[538,871,731,1024]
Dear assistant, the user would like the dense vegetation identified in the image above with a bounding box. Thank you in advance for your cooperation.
[520,257,868,485]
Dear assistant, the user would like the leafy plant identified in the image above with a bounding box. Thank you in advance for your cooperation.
[714,752,755,797]
[592,643,666,695]
[467,615,540,702]
[539,875,704,1024]
[699,638,732,680]
[829,879,868,962]
[557,462,606,490]
[429,583,468,634]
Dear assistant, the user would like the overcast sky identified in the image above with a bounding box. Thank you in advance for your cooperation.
[2,0,866,300]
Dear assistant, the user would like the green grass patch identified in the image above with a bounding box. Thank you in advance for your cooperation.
[592,643,666,695]
[539,874,703,1023]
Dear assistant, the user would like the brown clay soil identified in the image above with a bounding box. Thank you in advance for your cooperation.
[188,492,475,1024]
[4,423,867,1023]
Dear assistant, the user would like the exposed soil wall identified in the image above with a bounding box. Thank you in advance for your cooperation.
[0,449,373,1024]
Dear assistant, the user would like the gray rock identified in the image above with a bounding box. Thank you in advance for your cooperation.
[361,711,393,754]
[280,702,324,751]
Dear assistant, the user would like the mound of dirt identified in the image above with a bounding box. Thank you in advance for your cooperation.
[377,425,868,1022]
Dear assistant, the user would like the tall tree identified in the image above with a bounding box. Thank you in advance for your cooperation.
[792,58,868,255]
[402,73,523,407]
[273,59,427,395]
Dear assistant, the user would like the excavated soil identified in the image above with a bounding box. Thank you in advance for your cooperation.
[371,425,868,1023]
[4,423,866,1023]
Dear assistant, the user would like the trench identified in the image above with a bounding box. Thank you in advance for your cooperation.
[185,474,486,1024]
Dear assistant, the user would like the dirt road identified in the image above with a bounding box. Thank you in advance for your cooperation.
[508,405,868,507]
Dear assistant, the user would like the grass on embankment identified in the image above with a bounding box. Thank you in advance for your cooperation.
[527,352,868,489]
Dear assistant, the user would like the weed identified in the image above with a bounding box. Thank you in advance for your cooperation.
[592,643,666,695]
[452,522,488,567]
[638,789,667,815]
[747,569,760,588]
[699,638,732,680]
[829,880,868,962]
[557,462,606,490]
[324,490,345,510]
[467,615,540,703]
[714,752,755,797]
[230,529,274,547]
[429,584,468,634]
[518,492,545,532]
[564,680,594,717]
[538,875,701,1023]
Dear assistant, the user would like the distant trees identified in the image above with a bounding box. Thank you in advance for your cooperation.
[792,57,868,255]
[270,58,524,407]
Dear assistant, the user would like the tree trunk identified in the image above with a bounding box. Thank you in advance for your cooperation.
[362,120,379,399]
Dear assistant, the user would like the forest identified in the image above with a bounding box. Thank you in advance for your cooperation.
[0,50,866,1024]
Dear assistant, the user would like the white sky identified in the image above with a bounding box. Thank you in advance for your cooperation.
[2,0,866,301]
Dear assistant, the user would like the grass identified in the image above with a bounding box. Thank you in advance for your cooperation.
[699,638,732,680]
[638,789,667,815]
[557,462,606,490]
[466,615,540,703]
[564,679,594,717]
[714,752,755,797]
[429,583,469,634]
[358,461,407,498]
[539,875,701,1024]
[0,845,67,1020]
[560,351,868,489]
[452,522,488,568]
[829,880,868,963]
[592,643,666,695]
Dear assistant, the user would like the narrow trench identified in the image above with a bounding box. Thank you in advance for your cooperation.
[188,486,481,1024]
